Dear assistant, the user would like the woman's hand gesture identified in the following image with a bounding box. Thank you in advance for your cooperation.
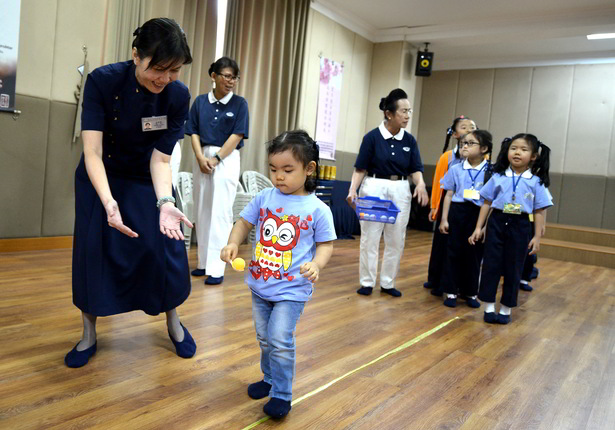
[105,199,139,238]
[346,189,358,210]
[159,203,193,240]
[413,183,429,206]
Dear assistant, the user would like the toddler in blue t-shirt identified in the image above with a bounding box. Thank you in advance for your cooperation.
[221,130,336,418]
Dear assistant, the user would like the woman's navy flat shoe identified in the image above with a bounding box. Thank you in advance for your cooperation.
[65,341,97,368]
[169,324,196,358]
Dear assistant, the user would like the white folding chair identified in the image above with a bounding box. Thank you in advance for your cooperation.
[176,172,194,250]
[241,170,273,196]
[233,191,256,245]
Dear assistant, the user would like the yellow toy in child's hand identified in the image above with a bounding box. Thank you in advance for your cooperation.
[231,258,245,271]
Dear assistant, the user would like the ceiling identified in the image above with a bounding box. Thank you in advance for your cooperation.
[312,0,615,70]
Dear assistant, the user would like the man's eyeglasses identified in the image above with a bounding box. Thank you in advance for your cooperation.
[219,73,240,83]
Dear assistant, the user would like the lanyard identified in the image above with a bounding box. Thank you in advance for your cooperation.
[466,163,486,188]
[511,172,523,201]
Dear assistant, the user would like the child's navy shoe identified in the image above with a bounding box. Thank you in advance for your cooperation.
[430,288,443,297]
[263,397,291,418]
[484,312,498,324]
[65,341,97,368]
[191,268,205,276]
[530,267,539,280]
[168,323,196,358]
[423,281,432,289]
[380,287,402,297]
[357,286,373,296]
[248,380,271,399]
[465,297,481,308]
[497,314,511,324]
[443,297,457,307]
[205,276,224,285]
[519,283,533,291]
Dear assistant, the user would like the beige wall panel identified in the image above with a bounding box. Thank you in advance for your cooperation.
[456,69,494,130]
[42,102,85,236]
[526,66,574,174]
[50,0,108,103]
[564,64,615,176]
[417,70,459,166]
[399,43,421,135]
[15,0,58,99]
[297,10,334,138]
[343,35,373,154]
[558,175,606,228]
[331,23,355,154]
[0,96,50,238]
[365,42,402,132]
[489,68,532,154]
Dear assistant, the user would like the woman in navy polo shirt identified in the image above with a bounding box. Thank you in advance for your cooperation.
[66,19,196,368]
[346,89,429,297]
[186,57,249,285]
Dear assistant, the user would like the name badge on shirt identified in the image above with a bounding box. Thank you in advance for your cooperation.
[503,203,522,215]
[463,189,480,200]
[142,116,167,132]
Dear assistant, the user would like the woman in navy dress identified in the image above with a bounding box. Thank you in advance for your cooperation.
[66,18,196,368]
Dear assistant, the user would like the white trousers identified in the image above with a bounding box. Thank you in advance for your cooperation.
[192,146,240,277]
[359,176,412,289]
[170,142,181,189]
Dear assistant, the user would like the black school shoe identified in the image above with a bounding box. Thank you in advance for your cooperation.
[484,312,498,324]
[263,397,291,418]
[430,288,443,297]
[497,314,511,324]
[519,283,533,291]
[530,267,539,280]
[443,297,457,307]
[423,281,433,289]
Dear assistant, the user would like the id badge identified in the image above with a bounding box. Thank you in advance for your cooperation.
[503,203,522,215]
[142,116,168,132]
[529,213,534,222]
[463,189,480,200]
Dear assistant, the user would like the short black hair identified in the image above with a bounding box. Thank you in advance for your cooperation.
[267,130,320,192]
[379,88,408,119]
[132,18,192,70]
[209,57,240,77]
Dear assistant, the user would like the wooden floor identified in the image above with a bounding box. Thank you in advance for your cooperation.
[1,232,614,430]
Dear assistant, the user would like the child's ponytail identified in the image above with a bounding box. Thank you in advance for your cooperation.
[442,115,471,156]
[532,141,551,187]
[442,126,454,153]
[493,137,513,175]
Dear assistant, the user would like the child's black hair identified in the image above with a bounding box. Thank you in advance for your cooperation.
[442,115,475,156]
[266,130,320,192]
[379,88,408,120]
[132,18,192,69]
[492,133,551,187]
[464,130,494,183]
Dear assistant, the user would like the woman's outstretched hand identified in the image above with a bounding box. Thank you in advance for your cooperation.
[105,199,139,238]
[159,203,193,241]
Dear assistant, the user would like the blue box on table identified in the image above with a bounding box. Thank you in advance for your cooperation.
[355,196,400,224]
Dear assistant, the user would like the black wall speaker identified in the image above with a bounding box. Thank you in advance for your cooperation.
[415,47,433,77]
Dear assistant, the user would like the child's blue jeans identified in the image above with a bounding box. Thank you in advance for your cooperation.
[251,292,305,401]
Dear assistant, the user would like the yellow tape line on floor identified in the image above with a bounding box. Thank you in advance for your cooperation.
[241,316,460,430]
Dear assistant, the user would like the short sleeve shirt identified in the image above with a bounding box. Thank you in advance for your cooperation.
[240,188,337,302]
[185,91,249,149]
[480,168,553,213]
[440,159,488,206]
[81,61,190,177]
[354,122,424,177]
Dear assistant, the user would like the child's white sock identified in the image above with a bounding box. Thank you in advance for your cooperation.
[470,295,477,300]
[447,294,457,299]
[499,305,511,315]
[520,280,528,285]
[485,302,495,313]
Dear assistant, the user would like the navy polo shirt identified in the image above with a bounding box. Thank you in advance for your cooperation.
[185,91,249,149]
[81,61,190,178]
[354,122,424,177]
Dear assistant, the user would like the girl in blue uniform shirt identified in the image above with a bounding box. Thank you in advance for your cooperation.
[469,134,552,324]
[439,130,493,308]
[186,57,249,285]
[424,116,477,297]
[67,18,196,368]
[221,131,336,418]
